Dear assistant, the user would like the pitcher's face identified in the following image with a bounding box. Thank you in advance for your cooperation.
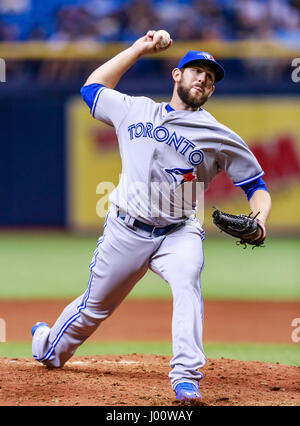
[174,65,215,109]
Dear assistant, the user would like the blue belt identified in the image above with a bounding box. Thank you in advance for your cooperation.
[118,211,178,237]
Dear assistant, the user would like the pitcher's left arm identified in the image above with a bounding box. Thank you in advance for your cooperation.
[249,188,271,226]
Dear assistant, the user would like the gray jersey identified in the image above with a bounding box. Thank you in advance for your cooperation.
[92,87,264,226]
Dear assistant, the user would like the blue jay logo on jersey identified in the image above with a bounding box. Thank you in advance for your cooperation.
[164,167,196,186]
[127,122,204,166]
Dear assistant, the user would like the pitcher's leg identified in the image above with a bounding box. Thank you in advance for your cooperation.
[32,293,92,367]
[150,222,206,390]
[32,215,153,368]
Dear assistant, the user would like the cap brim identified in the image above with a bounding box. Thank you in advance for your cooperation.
[181,59,225,82]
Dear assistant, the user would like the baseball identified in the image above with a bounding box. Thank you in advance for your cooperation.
[153,30,171,48]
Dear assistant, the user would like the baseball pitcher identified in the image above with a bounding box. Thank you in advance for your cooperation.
[31,30,272,403]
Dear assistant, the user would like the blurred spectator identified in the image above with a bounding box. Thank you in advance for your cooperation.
[271,0,300,47]
[94,16,121,41]
[118,0,160,41]
[192,0,231,40]
[1,0,300,42]
[0,22,20,40]
[83,0,124,17]
[291,0,300,11]
[1,0,299,85]
[49,6,93,41]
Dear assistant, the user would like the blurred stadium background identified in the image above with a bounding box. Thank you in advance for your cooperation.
[1,0,300,231]
[0,0,299,364]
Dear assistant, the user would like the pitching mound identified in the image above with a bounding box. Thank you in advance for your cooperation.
[0,355,299,406]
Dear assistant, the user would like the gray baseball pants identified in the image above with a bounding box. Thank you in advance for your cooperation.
[32,205,206,390]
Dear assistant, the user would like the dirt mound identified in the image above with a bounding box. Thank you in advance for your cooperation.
[0,355,299,406]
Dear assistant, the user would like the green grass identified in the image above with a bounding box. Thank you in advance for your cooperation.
[0,341,299,366]
[0,232,299,300]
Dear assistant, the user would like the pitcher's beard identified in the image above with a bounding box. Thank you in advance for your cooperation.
[177,85,208,109]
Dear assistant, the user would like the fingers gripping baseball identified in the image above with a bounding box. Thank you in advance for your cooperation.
[133,30,172,56]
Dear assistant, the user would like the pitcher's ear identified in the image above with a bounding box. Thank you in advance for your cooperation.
[172,68,182,83]
[208,85,215,98]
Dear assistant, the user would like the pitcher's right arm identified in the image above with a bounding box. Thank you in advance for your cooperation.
[84,30,172,89]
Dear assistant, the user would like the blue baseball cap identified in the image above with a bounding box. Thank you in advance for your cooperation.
[178,51,225,82]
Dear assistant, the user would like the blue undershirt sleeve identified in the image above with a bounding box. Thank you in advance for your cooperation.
[80,83,105,110]
[240,177,269,201]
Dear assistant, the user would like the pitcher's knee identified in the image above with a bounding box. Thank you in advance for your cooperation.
[82,302,114,324]
[170,266,202,288]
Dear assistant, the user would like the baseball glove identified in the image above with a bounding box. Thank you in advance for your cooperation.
[212,207,266,248]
